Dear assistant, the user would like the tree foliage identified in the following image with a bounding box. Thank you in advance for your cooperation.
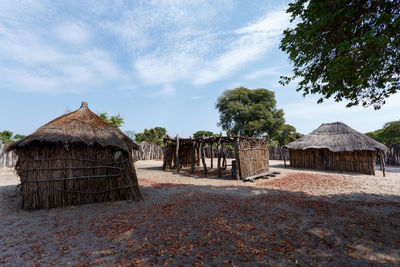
[275,124,304,146]
[0,131,25,145]
[280,0,400,109]
[193,130,215,138]
[99,112,125,128]
[366,120,400,145]
[216,87,285,139]
[135,127,167,146]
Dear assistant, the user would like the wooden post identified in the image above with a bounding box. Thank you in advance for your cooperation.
[176,135,180,172]
[235,135,240,180]
[380,150,386,177]
[162,138,167,170]
[191,139,196,174]
[217,137,222,177]
[197,142,200,166]
[210,143,214,169]
[283,147,287,168]
[222,143,227,170]
[201,136,207,176]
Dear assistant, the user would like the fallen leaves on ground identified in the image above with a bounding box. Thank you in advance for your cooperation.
[1,174,399,266]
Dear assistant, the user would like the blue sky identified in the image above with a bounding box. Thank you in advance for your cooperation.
[1,0,399,137]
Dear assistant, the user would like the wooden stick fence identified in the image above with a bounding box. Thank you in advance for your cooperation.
[162,135,269,179]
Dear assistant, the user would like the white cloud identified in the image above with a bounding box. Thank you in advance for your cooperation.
[193,9,290,85]
[245,66,282,80]
[235,10,290,35]
[149,84,176,97]
[55,22,90,44]
[0,4,130,94]
[134,52,199,85]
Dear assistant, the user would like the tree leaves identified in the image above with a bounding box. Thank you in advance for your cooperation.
[280,0,400,109]
[216,87,285,138]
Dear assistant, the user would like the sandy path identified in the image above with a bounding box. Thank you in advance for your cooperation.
[0,160,399,266]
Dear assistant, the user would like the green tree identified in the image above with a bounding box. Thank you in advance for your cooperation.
[275,124,304,146]
[280,0,400,109]
[193,130,214,138]
[135,127,167,146]
[366,120,400,145]
[13,134,26,140]
[216,87,285,138]
[99,112,125,127]
[0,130,13,145]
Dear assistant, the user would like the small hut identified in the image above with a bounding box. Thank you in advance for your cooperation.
[284,122,388,175]
[162,136,269,179]
[7,102,142,209]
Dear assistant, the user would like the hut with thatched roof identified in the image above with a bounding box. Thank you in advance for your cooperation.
[284,122,388,175]
[7,102,142,209]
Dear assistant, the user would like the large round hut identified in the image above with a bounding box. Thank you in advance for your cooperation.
[284,122,388,175]
[7,102,142,209]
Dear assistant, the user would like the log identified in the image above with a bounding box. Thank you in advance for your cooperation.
[210,144,213,169]
[201,137,207,176]
[380,150,386,177]
[217,137,222,177]
[191,140,196,174]
[235,135,240,180]
[162,139,167,170]
[222,143,227,170]
[243,171,280,182]
[176,135,180,172]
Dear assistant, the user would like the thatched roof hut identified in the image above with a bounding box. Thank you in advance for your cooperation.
[284,122,388,175]
[7,102,142,209]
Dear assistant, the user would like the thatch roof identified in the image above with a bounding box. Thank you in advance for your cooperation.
[284,122,388,153]
[7,102,138,152]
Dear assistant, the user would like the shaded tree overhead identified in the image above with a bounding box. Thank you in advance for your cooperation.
[280,0,400,109]
[216,87,285,139]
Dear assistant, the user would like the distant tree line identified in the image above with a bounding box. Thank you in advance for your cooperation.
[0,130,25,145]
[99,87,305,148]
[366,120,400,145]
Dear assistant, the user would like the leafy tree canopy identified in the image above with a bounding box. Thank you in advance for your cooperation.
[216,87,285,139]
[366,120,400,145]
[99,112,125,128]
[135,127,167,146]
[274,124,304,146]
[280,0,400,109]
[0,131,25,145]
[193,130,215,138]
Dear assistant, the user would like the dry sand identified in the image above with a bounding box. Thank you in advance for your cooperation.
[0,160,399,266]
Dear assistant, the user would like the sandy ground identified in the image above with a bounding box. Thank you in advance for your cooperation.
[0,160,399,266]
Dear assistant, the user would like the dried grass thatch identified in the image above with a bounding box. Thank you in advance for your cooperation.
[285,122,387,175]
[7,102,142,209]
[285,122,388,152]
[7,101,138,153]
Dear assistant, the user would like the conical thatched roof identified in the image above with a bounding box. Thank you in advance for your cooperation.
[7,102,138,152]
[285,122,388,152]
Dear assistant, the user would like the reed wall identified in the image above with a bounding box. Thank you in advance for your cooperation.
[15,142,141,209]
[289,148,376,175]
[238,139,269,177]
